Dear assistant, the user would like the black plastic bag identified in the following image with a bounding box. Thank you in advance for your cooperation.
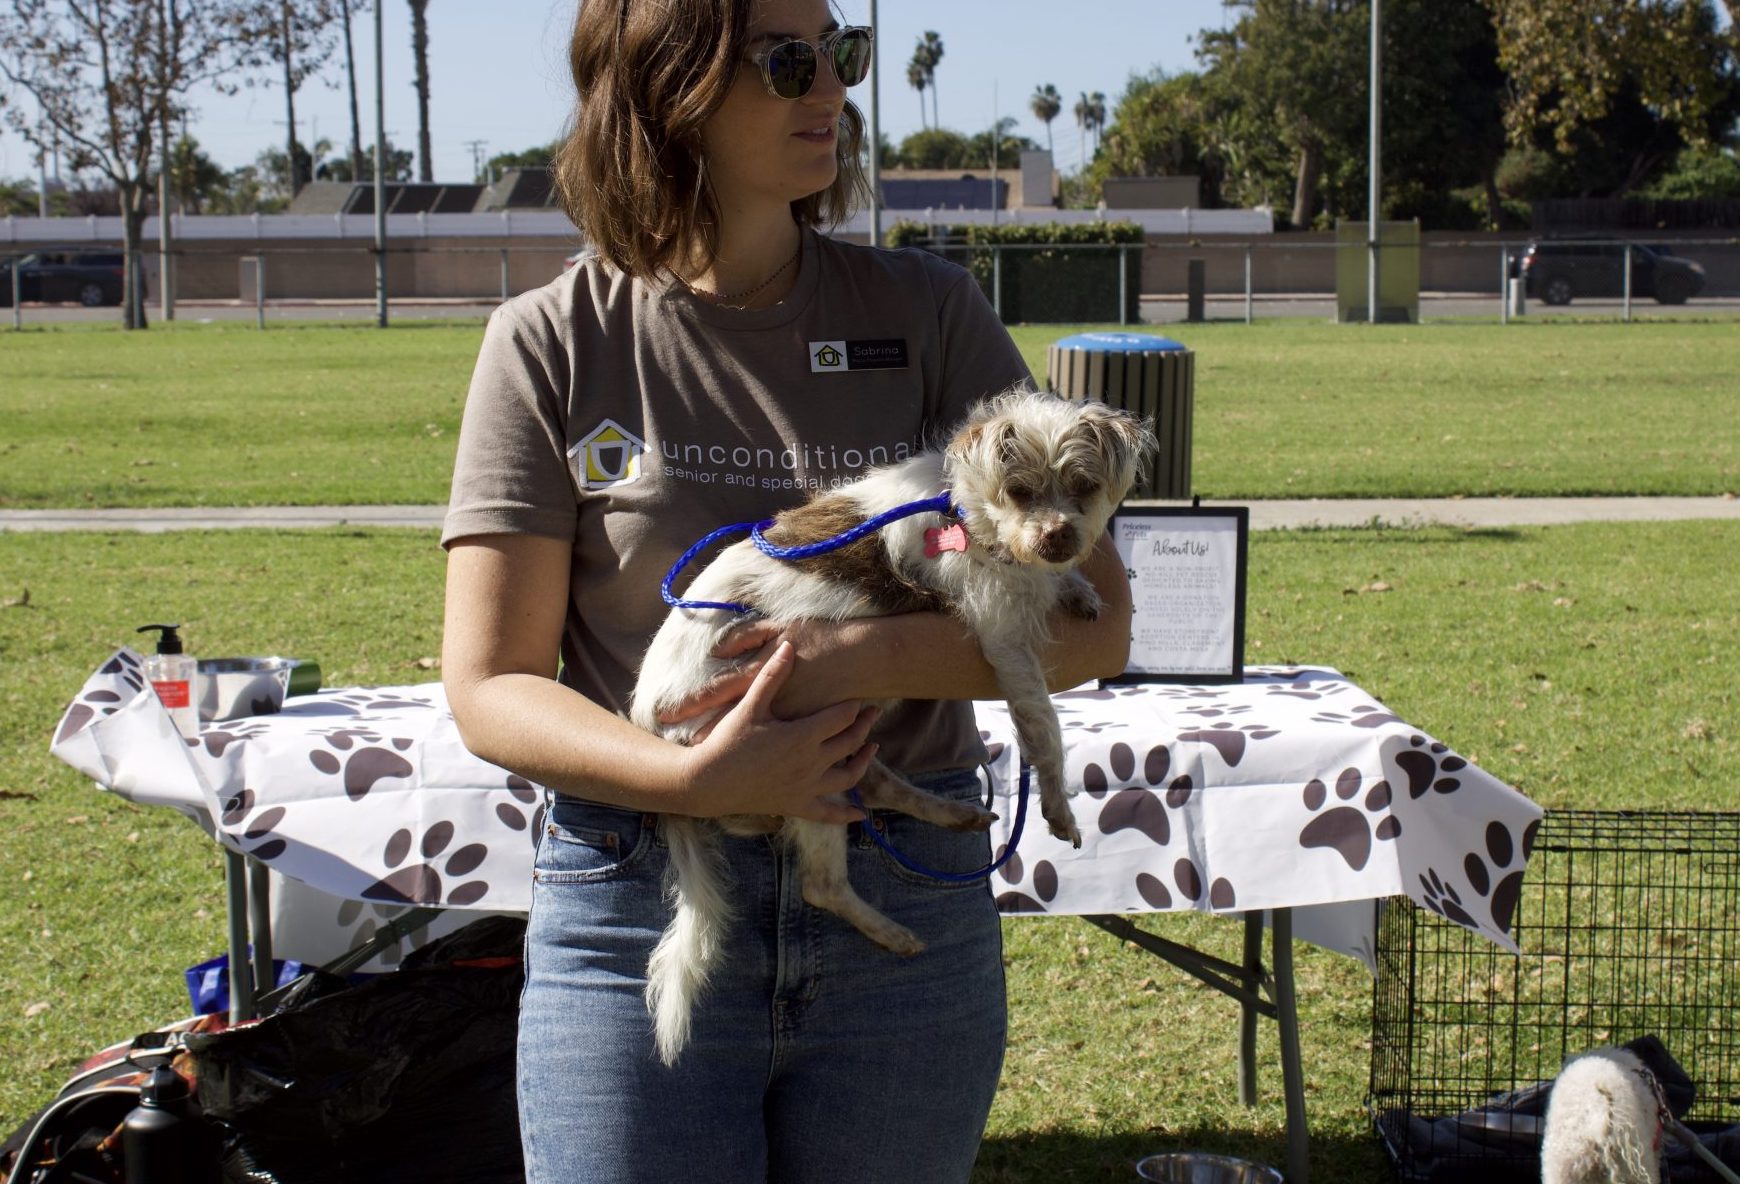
[185,915,525,1184]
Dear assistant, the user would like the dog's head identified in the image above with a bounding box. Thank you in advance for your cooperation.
[944,389,1156,569]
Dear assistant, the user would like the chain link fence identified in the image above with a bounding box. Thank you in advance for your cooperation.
[5,235,1737,329]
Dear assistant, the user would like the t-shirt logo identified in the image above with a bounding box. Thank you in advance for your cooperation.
[569,419,646,490]
[810,339,910,373]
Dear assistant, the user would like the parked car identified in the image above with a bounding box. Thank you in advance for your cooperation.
[1514,238,1706,306]
[0,249,134,307]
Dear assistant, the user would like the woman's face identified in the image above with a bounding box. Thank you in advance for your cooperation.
[699,0,850,222]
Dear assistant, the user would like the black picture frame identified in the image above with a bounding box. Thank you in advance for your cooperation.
[1101,505,1249,685]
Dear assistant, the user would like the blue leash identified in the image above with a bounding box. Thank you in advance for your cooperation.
[660,492,960,614]
[848,763,1030,883]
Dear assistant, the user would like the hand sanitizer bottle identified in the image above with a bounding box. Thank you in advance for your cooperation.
[137,624,199,741]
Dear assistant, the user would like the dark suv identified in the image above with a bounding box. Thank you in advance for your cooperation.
[0,249,133,307]
[1516,239,1705,305]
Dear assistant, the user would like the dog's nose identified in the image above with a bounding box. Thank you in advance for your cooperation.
[1034,523,1078,563]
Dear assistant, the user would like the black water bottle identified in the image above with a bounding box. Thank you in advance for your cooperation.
[122,1065,194,1184]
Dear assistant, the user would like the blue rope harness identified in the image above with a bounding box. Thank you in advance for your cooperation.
[659,492,960,614]
[848,762,1030,883]
[659,489,1028,883]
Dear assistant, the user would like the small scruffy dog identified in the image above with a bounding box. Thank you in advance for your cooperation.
[629,389,1153,1064]
[1540,1046,1665,1184]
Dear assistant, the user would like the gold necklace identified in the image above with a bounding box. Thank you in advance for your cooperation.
[680,243,801,308]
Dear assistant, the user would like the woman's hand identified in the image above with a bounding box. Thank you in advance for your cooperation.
[656,618,860,733]
[675,640,877,825]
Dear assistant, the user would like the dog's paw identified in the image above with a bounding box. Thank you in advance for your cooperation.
[939,800,998,832]
[888,930,926,957]
[1044,809,1083,849]
[859,915,925,957]
[1058,572,1103,621]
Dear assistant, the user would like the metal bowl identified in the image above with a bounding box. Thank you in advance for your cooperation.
[1135,1154,1285,1184]
[197,657,311,722]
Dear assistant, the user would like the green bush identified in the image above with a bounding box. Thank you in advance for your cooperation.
[886,220,1143,323]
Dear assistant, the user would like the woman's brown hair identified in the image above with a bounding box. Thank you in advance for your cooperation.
[555,0,867,280]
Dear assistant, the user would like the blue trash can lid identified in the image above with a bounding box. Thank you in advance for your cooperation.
[1053,331,1188,353]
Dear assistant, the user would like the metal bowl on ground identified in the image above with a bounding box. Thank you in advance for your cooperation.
[1135,1153,1285,1184]
[197,657,316,722]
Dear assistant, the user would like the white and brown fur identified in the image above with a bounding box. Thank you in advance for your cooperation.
[1540,1047,1665,1184]
[629,389,1154,1065]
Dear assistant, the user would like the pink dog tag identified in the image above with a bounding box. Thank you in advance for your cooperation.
[924,524,970,557]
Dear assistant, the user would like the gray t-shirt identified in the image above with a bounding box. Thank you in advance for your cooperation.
[442,227,1032,779]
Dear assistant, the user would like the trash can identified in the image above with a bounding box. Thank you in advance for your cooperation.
[1045,331,1193,499]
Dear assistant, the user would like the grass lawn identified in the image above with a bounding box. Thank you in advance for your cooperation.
[1,318,1736,507]
[2,521,1734,1180]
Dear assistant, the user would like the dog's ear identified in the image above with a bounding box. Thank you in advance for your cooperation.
[948,407,1021,467]
[1079,402,1158,483]
[947,417,989,464]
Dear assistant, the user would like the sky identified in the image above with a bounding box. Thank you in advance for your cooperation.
[0,0,1235,189]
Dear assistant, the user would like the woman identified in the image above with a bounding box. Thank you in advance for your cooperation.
[440,0,1134,1179]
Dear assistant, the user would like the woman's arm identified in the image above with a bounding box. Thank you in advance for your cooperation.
[442,533,870,824]
[664,532,1132,725]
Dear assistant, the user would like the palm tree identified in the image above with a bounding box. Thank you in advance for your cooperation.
[1088,91,1107,155]
[906,58,929,130]
[1073,92,1091,173]
[918,31,943,129]
[339,0,368,182]
[1030,83,1061,155]
[408,0,432,182]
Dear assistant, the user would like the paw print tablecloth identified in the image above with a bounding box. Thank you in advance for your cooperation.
[974,666,1542,954]
[53,652,1541,965]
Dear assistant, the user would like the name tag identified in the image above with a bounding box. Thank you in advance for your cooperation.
[809,339,909,373]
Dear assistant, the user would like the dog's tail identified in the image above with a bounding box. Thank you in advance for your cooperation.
[645,815,734,1066]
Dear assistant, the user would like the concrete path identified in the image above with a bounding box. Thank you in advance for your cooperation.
[1,497,1736,533]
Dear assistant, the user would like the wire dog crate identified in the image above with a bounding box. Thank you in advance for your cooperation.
[1369,810,1740,1182]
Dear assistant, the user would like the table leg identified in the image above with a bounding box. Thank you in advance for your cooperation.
[224,848,253,1024]
[247,856,274,1003]
[1271,907,1309,1184]
[1239,911,1262,1106]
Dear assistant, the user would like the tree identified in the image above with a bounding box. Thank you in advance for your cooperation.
[896,127,972,169]
[0,0,252,327]
[1640,145,1740,199]
[906,59,928,129]
[1030,83,1061,155]
[1486,0,1739,195]
[486,141,560,174]
[1,178,39,216]
[338,0,369,181]
[164,133,226,212]
[255,135,330,203]
[1197,0,1369,228]
[317,136,412,182]
[1072,92,1093,172]
[966,118,1037,170]
[408,0,432,181]
[1089,71,1229,206]
[1378,0,1509,227]
[914,30,942,129]
[233,0,344,198]
[1087,91,1107,156]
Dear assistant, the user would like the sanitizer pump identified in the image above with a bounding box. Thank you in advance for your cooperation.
[137,624,199,741]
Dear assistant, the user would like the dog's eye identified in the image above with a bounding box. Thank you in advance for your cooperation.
[1006,484,1034,506]
[1067,479,1100,500]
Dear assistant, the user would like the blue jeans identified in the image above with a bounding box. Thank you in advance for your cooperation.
[517,768,1008,1184]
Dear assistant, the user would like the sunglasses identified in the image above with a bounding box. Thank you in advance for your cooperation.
[748,26,873,100]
